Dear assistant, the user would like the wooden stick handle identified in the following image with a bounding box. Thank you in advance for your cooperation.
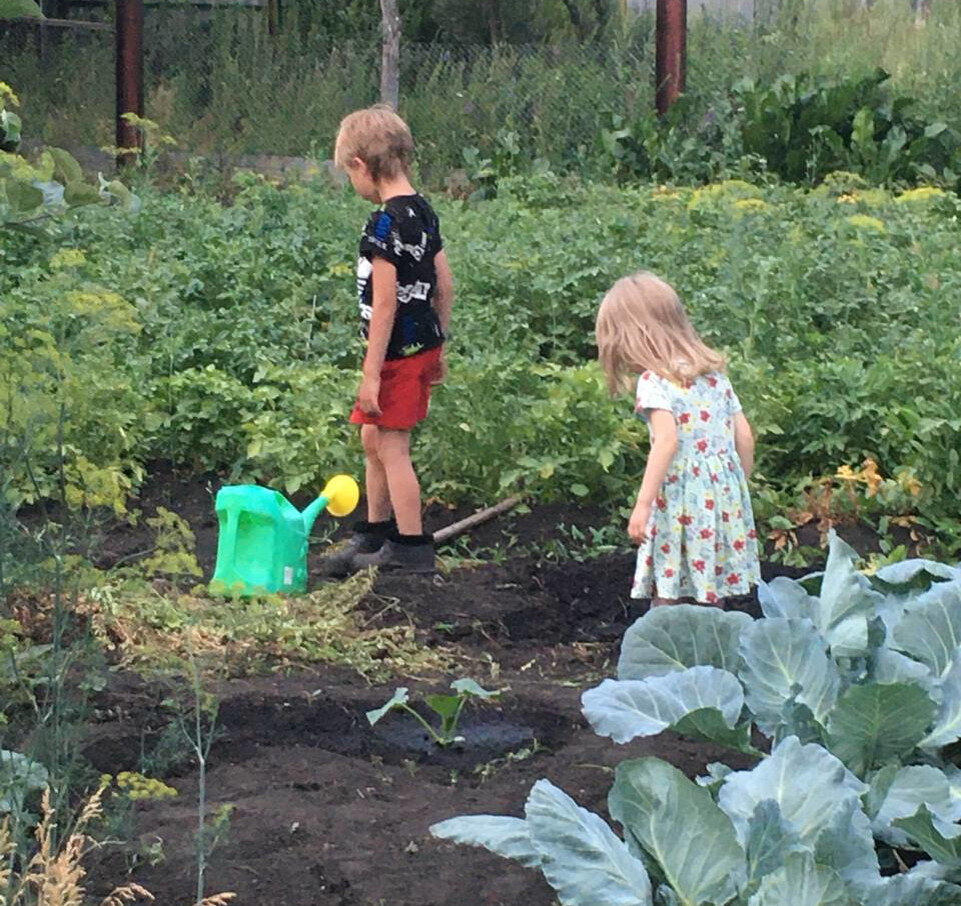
[433,495,524,545]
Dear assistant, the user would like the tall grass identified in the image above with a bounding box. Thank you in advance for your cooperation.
[1,0,959,171]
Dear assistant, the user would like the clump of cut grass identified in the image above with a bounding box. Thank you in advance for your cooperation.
[74,571,455,681]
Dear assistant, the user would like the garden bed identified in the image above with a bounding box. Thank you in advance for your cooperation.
[61,467,827,905]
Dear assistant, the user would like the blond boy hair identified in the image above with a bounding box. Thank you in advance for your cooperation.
[334,105,414,181]
[596,271,726,394]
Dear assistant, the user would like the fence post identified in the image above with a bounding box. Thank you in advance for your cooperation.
[379,0,400,109]
[115,0,144,168]
[655,0,686,115]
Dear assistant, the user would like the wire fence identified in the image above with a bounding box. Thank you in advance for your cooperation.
[2,0,959,181]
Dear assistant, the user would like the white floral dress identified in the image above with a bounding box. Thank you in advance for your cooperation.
[632,370,760,603]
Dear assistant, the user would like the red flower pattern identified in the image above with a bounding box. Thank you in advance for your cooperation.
[633,370,758,599]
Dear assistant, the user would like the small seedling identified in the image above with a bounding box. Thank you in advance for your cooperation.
[366,679,500,747]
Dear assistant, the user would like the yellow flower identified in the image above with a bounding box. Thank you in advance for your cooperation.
[0,83,19,107]
[846,214,886,234]
[895,469,923,498]
[860,458,882,497]
[733,198,770,212]
[895,186,946,205]
[50,249,87,270]
[837,193,859,205]
[651,185,681,202]
[116,771,178,801]
[688,180,763,210]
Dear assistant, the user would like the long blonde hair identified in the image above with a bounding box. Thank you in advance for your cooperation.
[595,271,725,394]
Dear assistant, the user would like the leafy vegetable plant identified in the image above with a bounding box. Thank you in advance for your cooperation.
[431,536,961,904]
[367,679,500,747]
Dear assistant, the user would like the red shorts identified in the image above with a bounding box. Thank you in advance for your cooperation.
[349,346,442,431]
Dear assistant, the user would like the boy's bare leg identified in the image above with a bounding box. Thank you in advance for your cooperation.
[377,428,423,535]
[360,424,392,522]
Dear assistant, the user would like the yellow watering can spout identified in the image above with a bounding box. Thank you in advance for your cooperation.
[301,474,361,534]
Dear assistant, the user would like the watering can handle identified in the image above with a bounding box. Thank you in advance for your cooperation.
[220,507,238,571]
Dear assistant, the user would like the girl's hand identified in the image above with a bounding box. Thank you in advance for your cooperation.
[357,375,382,416]
[628,500,653,544]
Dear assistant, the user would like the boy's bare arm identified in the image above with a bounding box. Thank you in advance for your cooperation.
[358,257,398,415]
[734,411,755,479]
[432,250,454,333]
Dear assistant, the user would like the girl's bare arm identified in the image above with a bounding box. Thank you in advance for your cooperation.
[734,411,755,479]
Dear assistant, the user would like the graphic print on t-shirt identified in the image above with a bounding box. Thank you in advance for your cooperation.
[357,195,444,360]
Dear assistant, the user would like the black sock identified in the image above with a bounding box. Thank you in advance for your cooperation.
[356,518,395,535]
[390,531,433,546]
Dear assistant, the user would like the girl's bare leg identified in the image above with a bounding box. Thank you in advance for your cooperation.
[651,597,677,608]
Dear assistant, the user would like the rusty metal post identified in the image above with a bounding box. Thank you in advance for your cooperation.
[267,0,280,36]
[655,0,686,116]
[115,0,144,168]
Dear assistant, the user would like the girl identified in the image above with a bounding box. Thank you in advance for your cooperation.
[596,272,760,607]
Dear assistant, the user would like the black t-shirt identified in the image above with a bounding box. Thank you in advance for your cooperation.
[357,193,445,360]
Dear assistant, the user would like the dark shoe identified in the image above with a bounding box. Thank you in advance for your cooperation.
[352,533,436,574]
[318,520,394,578]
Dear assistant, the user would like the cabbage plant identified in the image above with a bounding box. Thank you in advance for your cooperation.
[431,535,961,904]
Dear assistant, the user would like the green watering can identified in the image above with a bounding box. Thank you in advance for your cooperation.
[208,475,360,596]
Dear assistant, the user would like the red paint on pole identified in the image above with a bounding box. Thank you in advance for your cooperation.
[655,0,686,116]
[115,0,144,168]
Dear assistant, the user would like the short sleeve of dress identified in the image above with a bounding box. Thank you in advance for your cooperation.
[720,375,743,414]
[635,371,674,421]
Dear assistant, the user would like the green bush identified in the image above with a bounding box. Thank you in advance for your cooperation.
[3,172,961,549]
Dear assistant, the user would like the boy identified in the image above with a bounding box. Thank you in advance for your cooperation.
[324,105,454,575]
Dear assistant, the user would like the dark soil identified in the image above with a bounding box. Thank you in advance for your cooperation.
[58,464,834,905]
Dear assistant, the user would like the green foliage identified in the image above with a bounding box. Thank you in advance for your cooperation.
[0,750,48,819]
[367,678,501,747]
[4,170,961,551]
[733,69,961,187]
[0,83,137,234]
[0,0,43,19]
[3,1,961,183]
[141,507,203,579]
[432,543,961,905]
